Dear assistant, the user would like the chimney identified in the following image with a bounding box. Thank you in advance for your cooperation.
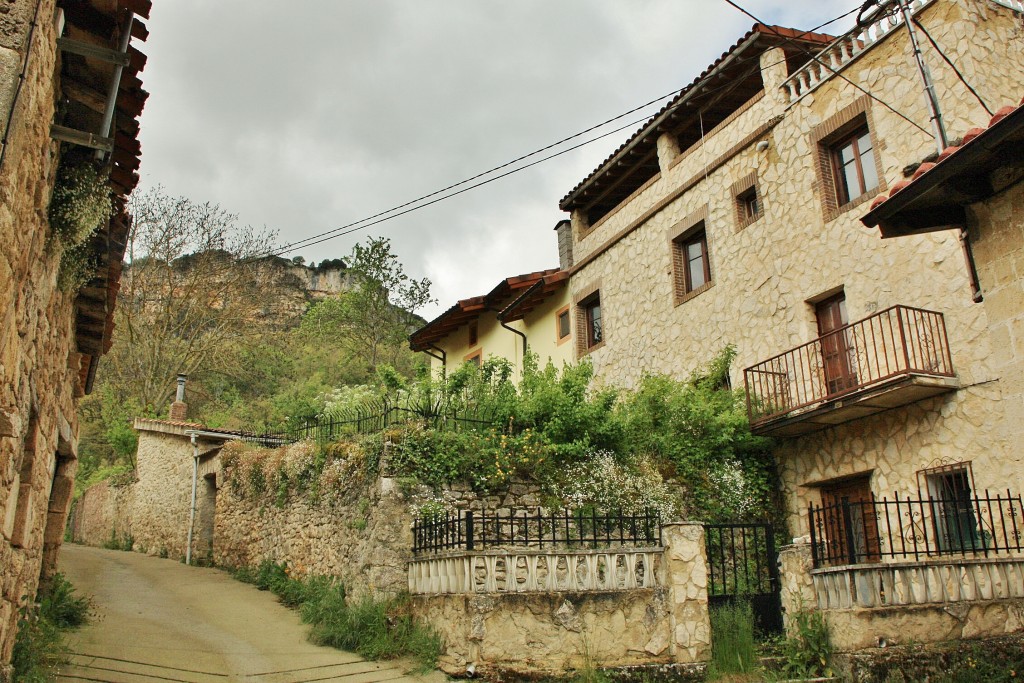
[554,219,573,271]
[169,373,188,421]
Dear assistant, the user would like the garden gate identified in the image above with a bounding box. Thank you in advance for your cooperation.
[704,522,783,634]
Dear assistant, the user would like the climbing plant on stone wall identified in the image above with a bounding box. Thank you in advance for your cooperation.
[48,156,112,291]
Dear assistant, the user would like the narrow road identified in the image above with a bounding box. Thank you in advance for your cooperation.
[57,545,445,683]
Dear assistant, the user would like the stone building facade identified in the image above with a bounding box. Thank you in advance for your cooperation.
[0,0,151,676]
[558,0,1024,650]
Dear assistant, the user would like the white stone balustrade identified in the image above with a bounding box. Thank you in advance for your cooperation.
[780,0,936,104]
[408,547,663,595]
[992,0,1024,12]
[811,556,1024,609]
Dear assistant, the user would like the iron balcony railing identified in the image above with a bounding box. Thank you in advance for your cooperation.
[412,508,662,554]
[744,305,955,425]
[808,490,1024,568]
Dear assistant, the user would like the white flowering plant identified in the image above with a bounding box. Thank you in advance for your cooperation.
[549,450,680,520]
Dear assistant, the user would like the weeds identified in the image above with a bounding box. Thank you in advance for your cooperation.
[101,529,134,551]
[233,560,441,671]
[11,574,91,682]
[778,608,832,679]
[708,600,758,677]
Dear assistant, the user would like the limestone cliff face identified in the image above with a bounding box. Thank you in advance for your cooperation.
[286,263,352,299]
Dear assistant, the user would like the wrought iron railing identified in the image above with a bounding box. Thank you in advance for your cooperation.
[744,305,954,425]
[808,490,1024,568]
[412,508,662,554]
[240,396,498,447]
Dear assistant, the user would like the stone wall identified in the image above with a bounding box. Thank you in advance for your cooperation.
[0,0,83,676]
[69,480,134,548]
[411,522,711,677]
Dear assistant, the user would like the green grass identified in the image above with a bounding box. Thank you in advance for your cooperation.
[708,600,758,678]
[233,560,441,671]
[12,574,91,683]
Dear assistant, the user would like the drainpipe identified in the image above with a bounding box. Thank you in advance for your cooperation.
[498,317,528,360]
[959,229,983,303]
[498,280,544,360]
[95,11,134,161]
[186,433,199,566]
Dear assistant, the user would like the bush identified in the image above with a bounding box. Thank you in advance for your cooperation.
[709,600,758,677]
[779,608,832,679]
[12,574,91,682]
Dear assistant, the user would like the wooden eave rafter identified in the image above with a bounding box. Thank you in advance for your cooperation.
[863,104,1024,238]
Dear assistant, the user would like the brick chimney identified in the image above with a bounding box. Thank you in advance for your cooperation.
[554,219,573,271]
[169,373,188,421]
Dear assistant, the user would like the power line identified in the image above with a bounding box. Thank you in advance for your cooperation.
[265,4,865,258]
[910,15,993,116]
[721,0,932,136]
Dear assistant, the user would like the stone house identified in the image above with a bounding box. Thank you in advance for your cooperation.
[0,0,151,676]
[556,0,1024,649]
[410,264,572,380]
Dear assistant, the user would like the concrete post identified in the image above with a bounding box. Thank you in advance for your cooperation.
[661,522,712,663]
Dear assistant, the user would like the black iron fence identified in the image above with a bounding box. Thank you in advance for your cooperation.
[705,522,783,634]
[412,509,662,554]
[240,396,498,447]
[809,490,1024,568]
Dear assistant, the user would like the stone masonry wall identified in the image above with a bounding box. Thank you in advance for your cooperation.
[70,480,134,548]
[565,0,1024,544]
[0,0,85,677]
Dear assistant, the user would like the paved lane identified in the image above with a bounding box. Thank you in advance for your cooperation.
[57,545,443,683]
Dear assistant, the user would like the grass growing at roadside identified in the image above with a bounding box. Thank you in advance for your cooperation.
[708,599,758,679]
[12,573,91,683]
[232,560,441,671]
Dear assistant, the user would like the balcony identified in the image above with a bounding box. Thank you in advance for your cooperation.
[744,305,959,437]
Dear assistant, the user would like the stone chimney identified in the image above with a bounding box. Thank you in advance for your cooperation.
[554,219,573,271]
[169,373,188,421]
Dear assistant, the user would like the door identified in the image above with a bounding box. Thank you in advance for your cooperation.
[821,476,881,564]
[816,294,858,396]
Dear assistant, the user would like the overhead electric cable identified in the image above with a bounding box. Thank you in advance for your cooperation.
[910,16,993,116]
[721,0,932,136]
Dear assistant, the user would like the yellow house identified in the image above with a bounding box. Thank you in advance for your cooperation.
[410,268,572,380]
[557,0,1024,651]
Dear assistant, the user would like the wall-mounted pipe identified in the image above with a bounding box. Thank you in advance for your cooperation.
[186,433,198,566]
[95,11,134,160]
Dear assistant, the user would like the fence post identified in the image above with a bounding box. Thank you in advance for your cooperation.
[662,522,711,664]
[465,510,474,551]
[842,500,858,565]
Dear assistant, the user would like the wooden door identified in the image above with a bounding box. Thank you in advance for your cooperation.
[816,294,858,395]
[821,476,881,565]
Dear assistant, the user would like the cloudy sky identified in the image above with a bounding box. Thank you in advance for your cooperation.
[137,0,853,319]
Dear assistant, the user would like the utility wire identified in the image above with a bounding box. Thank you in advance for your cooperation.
[265,4,864,258]
[910,16,994,116]
[721,0,931,136]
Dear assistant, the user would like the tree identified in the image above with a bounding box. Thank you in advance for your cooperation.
[100,186,301,416]
[302,236,433,372]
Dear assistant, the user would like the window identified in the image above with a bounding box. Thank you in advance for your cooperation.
[830,127,879,205]
[919,463,982,553]
[468,320,478,347]
[583,296,602,348]
[733,174,763,229]
[555,305,571,344]
[672,225,712,302]
[464,349,482,367]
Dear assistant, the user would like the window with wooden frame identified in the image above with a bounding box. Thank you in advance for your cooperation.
[732,174,763,230]
[830,126,879,206]
[573,281,604,357]
[668,207,713,305]
[464,349,482,367]
[468,320,478,347]
[811,99,885,220]
[917,462,981,553]
[555,305,571,345]
[582,295,602,349]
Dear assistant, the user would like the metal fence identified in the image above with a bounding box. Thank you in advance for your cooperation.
[744,305,954,425]
[705,522,783,634]
[240,395,498,447]
[412,509,662,554]
[809,490,1024,568]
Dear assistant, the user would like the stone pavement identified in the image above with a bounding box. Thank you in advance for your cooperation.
[57,545,444,683]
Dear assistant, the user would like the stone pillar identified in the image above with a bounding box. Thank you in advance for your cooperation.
[778,542,817,627]
[759,46,791,112]
[662,522,711,663]
[570,208,590,239]
[656,132,681,172]
[553,219,574,271]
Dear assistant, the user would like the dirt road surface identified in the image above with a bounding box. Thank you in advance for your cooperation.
[57,545,446,683]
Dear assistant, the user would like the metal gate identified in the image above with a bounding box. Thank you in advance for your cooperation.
[704,522,783,635]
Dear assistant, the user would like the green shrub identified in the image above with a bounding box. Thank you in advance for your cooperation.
[779,608,832,679]
[12,574,91,682]
[709,599,758,676]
